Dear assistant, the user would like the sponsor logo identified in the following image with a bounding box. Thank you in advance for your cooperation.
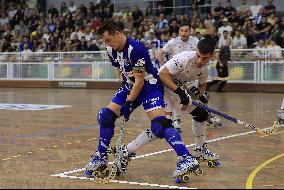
[0,104,71,111]
[59,82,87,88]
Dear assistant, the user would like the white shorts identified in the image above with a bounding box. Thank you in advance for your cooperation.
[164,88,196,114]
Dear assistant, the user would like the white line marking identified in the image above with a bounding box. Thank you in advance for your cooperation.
[51,174,195,189]
[52,125,280,189]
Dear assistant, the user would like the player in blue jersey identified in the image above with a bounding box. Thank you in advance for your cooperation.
[85,19,201,180]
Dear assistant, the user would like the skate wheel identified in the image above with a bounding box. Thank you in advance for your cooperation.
[215,161,221,166]
[175,178,182,183]
[194,168,203,176]
[181,175,190,182]
[85,170,93,177]
[208,161,215,168]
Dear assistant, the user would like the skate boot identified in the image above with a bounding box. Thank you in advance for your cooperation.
[85,151,109,178]
[192,143,220,168]
[109,145,136,176]
[173,155,203,183]
[278,110,284,125]
[207,114,222,128]
[173,119,182,133]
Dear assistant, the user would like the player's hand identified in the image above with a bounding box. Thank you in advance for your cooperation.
[199,92,209,104]
[120,100,134,122]
[187,86,200,100]
[174,87,192,106]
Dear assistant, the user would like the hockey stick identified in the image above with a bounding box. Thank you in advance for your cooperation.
[192,101,279,136]
[94,118,126,184]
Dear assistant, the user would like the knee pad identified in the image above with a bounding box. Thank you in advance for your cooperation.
[97,108,118,128]
[191,107,209,122]
[150,116,173,139]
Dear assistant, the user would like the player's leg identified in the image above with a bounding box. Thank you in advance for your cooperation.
[125,88,175,155]
[147,108,201,178]
[190,107,220,164]
[172,108,182,133]
[85,85,129,177]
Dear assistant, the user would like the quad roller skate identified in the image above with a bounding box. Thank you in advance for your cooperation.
[107,145,136,176]
[192,143,220,168]
[85,151,109,178]
[173,155,203,183]
[173,119,182,133]
[207,114,223,128]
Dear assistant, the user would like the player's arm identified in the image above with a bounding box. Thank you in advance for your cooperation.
[127,47,148,102]
[198,82,206,95]
[127,68,145,102]
[159,66,178,91]
[159,54,191,108]
[114,67,123,82]
[157,48,165,65]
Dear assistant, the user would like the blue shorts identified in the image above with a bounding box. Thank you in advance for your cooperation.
[112,84,166,112]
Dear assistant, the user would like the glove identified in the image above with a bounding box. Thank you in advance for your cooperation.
[174,87,191,105]
[187,86,200,100]
[199,91,209,104]
[120,100,134,122]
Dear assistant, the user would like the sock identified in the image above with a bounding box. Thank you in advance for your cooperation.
[192,120,206,147]
[127,128,157,154]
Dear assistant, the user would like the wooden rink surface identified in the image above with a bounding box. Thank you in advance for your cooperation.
[0,88,283,189]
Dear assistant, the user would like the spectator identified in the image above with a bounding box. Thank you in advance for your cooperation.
[71,25,83,40]
[212,0,224,21]
[132,5,143,33]
[67,33,81,51]
[155,13,169,38]
[207,39,231,92]
[87,40,100,51]
[232,30,247,49]
[145,5,153,19]
[122,7,132,23]
[60,2,68,16]
[155,4,165,18]
[48,3,59,18]
[80,36,88,51]
[237,0,250,19]
[218,18,233,37]
[195,22,206,37]
[264,0,276,16]
[169,19,179,36]
[21,43,32,61]
[218,30,232,48]
[223,0,236,19]
[267,38,282,58]
[253,16,271,41]
[250,0,263,18]
[253,39,266,57]
[124,14,133,33]
[19,36,32,52]
[68,0,77,17]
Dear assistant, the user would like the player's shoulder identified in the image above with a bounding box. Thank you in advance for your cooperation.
[176,50,196,59]
[188,36,199,44]
[167,37,180,44]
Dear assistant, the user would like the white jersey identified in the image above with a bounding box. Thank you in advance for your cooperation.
[160,51,208,87]
[162,36,199,59]
[159,51,209,113]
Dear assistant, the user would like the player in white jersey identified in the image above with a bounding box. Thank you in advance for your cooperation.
[120,39,220,175]
[158,22,199,133]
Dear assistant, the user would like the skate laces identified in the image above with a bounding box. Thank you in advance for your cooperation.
[177,155,196,169]
[202,143,215,157]
[90,151,107,165]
